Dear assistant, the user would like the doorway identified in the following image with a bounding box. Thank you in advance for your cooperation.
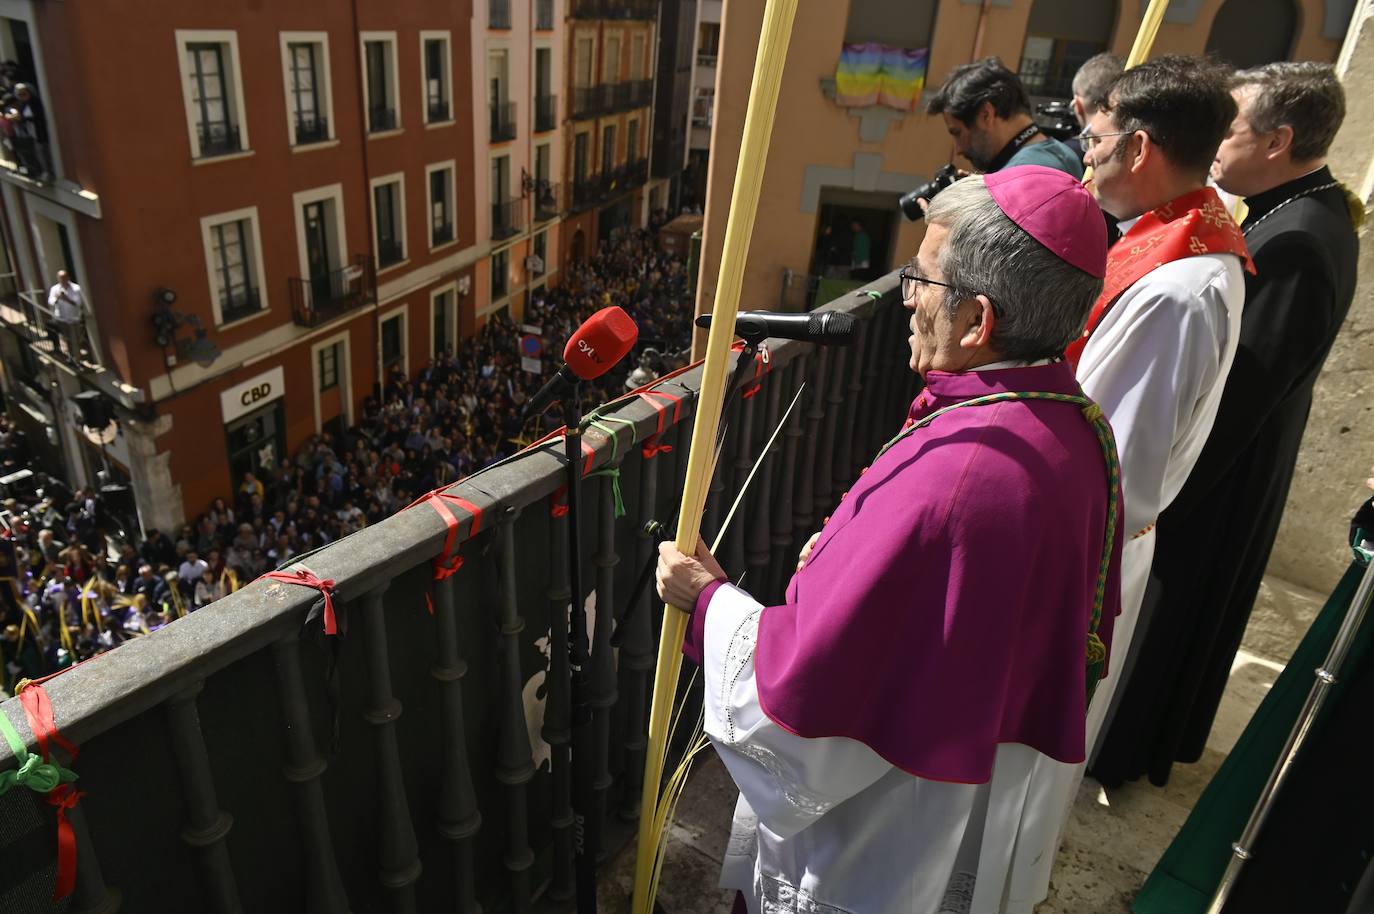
[303,200,332,304]
[225,401,285,490]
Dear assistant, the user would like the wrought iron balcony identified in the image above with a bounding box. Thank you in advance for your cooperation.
[491,199,523,240]
[196,121,242,158]
[626,79,654,108]
[490,0,512,28]
[536,0,555,29]
[490,101,517,142]
[535,94,558,132]
[0,276,912,914]
[428,99,451,123]
[219,287,262,324]
[572,86,602,120]
[533,181,560,221]
[368,105,397,133]
[294,114,330,145]
[570,175,599,211]
[432,222,454,246]
[288,255,378,327]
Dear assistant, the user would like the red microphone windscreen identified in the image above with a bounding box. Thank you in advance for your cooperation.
[563,306,639,380]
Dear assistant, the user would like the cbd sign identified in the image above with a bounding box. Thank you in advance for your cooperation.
[240,381,274,408]
[221,366,286,424]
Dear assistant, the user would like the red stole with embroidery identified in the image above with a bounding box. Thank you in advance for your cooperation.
[1065,186,1254,367]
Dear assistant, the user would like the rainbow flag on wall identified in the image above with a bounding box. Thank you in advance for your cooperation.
[834,43,929,113]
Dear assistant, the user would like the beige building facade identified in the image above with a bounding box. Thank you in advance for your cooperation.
[698,0,1364,593]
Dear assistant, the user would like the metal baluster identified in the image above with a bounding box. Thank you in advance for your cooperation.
[836,320,867,485]
[747,370,780,599]
[793,350,827,546]
[588,474,619,856]
[67,801,121,914]
[431,573,483,914]
[359,585,422,913]
[271,636,349,914]
[815,346,844,514]
[164,684,242,914]
[619,448,658,821]
[724,389,755,575]
[859,313,885,456]
[494,514,535,912]
[543,506,574,901]
[770,361,804,602]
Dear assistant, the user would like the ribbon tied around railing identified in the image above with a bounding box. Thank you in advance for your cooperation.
[261,567,339,635]
[412,491,484,614]
[0,681,83,900]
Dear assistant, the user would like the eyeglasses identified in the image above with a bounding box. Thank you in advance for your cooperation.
[899,268,951,301]
[1080,129,1136,150]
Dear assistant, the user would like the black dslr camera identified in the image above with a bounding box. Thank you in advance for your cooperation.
[898,163,961,222]
[1035,100,1080,143]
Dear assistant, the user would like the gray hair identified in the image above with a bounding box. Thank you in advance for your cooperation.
[1232,61,1344,162]
[924,176,1103,361]
[1072,52,1123,112]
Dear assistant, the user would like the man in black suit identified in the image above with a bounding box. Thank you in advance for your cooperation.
[1091,61,1360,787]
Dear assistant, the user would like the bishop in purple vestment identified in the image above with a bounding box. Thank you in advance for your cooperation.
[657,167,1124,914]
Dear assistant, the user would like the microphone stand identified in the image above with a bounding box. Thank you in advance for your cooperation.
[562,381,599,914]
[612,338,760,646]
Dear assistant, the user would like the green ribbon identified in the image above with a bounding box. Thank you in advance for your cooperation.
[0,712,77,797]
[588,467,626,518]
[585,416,638,464]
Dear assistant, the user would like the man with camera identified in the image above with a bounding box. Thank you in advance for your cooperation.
[926,57,1084,180]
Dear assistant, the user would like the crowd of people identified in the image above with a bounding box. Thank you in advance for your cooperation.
[0,226,695,689]
[0,62,52,182]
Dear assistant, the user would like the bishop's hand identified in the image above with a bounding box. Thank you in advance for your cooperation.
[656,539,726,610]
[796,531,822,571]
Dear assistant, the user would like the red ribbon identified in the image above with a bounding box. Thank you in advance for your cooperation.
[638,389,684,459]
[415,493,483,614]
[733,342,773,400]
[17,683,82,901]
[550,485,569,518]
[262,569,339,635]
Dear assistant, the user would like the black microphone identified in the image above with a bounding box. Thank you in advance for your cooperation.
[695,309,856,345]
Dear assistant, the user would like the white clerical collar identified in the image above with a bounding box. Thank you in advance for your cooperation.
[1116,215,1141,234]
[972,357,1053,372]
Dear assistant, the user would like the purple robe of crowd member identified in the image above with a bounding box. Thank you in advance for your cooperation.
[657,166,1124,914]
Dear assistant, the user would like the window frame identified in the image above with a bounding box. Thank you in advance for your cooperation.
[199,206,269,328]
[280,32,336,149]
[420,30,454,126]
[318,342,340,391]
[175,30,251,160]
[369,172,408,272]
[425,160,457,251]
[360,31,402,135]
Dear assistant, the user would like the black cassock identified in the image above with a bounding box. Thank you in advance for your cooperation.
[1090,166,1360,788]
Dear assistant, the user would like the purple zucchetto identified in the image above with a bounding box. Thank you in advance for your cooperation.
[984,165,1108,279]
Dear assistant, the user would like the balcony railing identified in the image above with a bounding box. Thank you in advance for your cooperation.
[288,255,378,327]
[625,79,654,109]
[490,101,517,142]
[368,105,397,133]
[0,277,912,914]
[532,181,560,221]
[536,0,555,29]
[697,52,718,68]
[489,0,512,28]
[535,94,557,132]
[572,86,602,119]
[196,121,242,158]
[574,0,659,18]
[219,287,262,324]
[432,221,454,246]
[294,114,330,145]
[571,175,599,211]
[428,99,451,123]
[491,199,522,240]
